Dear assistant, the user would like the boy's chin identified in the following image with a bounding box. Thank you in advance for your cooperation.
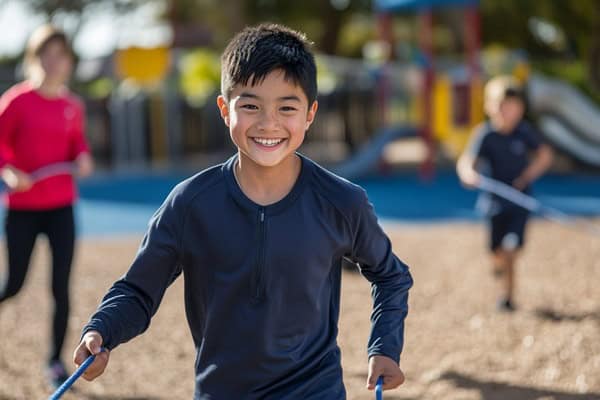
[240,152,297,169]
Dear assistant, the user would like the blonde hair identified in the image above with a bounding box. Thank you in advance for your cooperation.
[24,24,74,79]
[483,75,524,116]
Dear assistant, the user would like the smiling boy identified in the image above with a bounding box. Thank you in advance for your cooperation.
[74,24,413,399]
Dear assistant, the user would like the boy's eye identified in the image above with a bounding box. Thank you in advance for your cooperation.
[280,106,298,112]
[240,104,258,110]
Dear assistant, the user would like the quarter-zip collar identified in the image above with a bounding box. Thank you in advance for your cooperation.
[223,152,312,216]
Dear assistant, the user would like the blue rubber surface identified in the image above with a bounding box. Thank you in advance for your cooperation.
[59,170,600,236]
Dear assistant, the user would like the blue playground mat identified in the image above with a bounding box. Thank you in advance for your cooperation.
[71,169,600,236]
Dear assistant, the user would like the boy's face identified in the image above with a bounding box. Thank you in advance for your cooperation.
[487,96,524,134]
[217,69,318,169]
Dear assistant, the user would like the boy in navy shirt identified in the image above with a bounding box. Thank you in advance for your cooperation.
[74,24,413,398]
[457,75,553,311]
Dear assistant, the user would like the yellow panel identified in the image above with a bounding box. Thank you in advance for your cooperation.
[433,75,451,140]
[513,61,531,83]
[470,77,485,126]
[115,47,170,85]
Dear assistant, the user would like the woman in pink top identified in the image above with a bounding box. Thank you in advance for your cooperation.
[0,24,93,388]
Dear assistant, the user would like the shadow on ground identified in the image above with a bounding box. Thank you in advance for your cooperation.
[534,307,600,323]
[440,371,598,400]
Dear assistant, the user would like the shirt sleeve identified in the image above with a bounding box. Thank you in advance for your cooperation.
[82,186,186,349]
[69,99,90,159]
[349,189,413,364]
[0,90,20,168]
[518,121,542,151]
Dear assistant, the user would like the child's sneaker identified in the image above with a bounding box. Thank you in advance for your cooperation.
[47,359,69,389]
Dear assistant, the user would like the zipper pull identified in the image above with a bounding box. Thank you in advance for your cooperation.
[260,209,265,222]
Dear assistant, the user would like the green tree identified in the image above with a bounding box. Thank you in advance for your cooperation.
[481,0,600,92]
[22,0,153,49]
[167,0,372,54]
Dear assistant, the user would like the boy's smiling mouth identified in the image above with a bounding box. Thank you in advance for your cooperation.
[252,137,285,147]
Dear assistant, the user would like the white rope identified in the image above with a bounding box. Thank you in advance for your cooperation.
[476,175,600,236]
[29,162,76,183]
[0,162,76,194]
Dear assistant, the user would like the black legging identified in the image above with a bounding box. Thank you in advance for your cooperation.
[0,205,75,362]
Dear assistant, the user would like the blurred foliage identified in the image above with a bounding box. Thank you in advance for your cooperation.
[336,14,376,57]
[22,0,600,94]
[167,0,372,55]
[26,0,140,15]
[315,56,338,95]
[82,77,115,99]
[481,0,600,92]
[177,49,342,106]
[481,0,598,58]
[178,48,220,107]
[532,60,600,104]
[22,0,157,46]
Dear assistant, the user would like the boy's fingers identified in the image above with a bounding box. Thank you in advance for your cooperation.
[83,331,104,354]
[367,377,378,390]
[85,337,102,355]
[367,371,405,391]
[367,355,406,391]
[73,341,91,366]
[82,351,109,381]
[366,369,382,390]
[383,371,405,389]
[74,331,107,378]
[73,349,87,366]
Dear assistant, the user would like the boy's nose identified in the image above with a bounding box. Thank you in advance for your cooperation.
[257,111,280,131]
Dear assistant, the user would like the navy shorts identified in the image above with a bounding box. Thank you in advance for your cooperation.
[489,207,529,251]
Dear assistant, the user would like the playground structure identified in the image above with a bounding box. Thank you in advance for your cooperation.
[76,0,600,177]
[363,0,600,179]
[528,74,600,168]
[331,0,599,180]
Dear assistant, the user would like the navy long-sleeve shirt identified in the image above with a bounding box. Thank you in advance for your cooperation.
[84,154,413,399]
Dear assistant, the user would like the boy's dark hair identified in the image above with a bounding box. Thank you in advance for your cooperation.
[503,86,525,103]
[484,75,526,105]
[220,23,317,105]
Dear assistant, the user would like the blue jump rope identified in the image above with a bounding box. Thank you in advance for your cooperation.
[375,376,384,400]
[48,353,384,399]
[48,350,103,400]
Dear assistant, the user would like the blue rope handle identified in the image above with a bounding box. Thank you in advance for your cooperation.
[48,348,104,400]
[375,376,384,400]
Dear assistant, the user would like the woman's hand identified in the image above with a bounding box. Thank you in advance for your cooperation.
[1,165,33,192]
[75,153,94,178]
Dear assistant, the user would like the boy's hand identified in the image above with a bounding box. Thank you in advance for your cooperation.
[512,175,529,191]
[459,168,481,189]
[1,165,32,192]
[73,331,110,381]
[366,355,405,391]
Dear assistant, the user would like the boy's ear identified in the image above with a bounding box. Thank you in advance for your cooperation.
[217,95,230,127]
[305,100,318,131]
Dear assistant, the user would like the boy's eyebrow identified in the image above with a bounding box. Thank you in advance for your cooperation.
[238,92,302,102]
[278,95,302,102]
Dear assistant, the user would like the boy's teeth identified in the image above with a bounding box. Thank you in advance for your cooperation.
[254,138,283,146]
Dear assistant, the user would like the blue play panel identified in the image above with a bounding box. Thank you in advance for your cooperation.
[358,171,600,222]
[72,169,600,236]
